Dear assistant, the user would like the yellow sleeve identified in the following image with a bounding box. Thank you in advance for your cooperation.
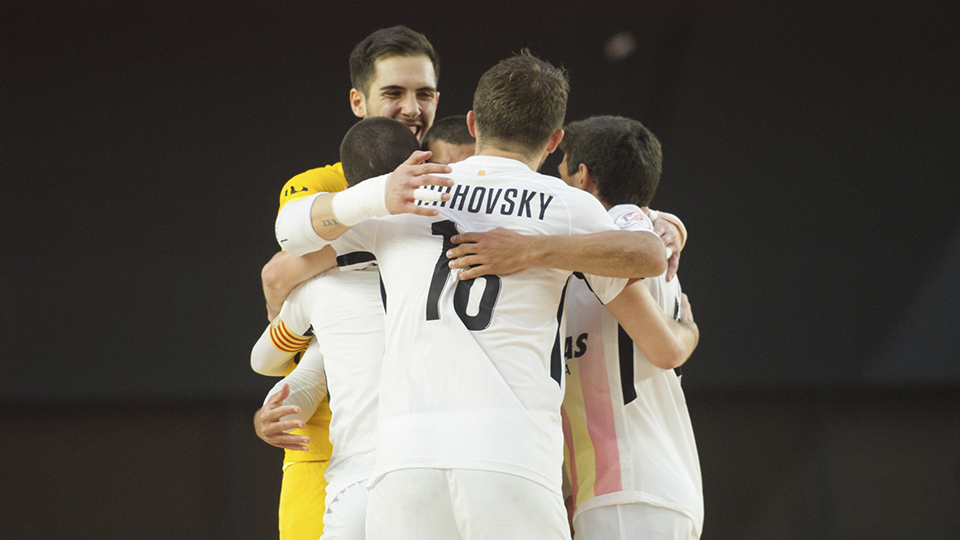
[278,163,349,212]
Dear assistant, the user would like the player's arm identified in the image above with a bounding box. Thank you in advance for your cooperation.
[603,281,699,370]
[275,151,453,256]
[645,208,687,282]
[250,316,312,376]
[446,228,667,280]
[261,247,338,320]
[254,343,327,451]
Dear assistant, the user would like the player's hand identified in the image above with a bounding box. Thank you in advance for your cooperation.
[386,150,453,217]
[646,208,683,281]
[253,384,311,451]
[679,293,694,323]
[447,228,533,280]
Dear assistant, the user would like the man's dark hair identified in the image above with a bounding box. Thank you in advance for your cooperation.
[421,115,475,150]
[340,117,421,186]
[472,51,569,158]
[559,116,663,207]
[349,26,439,97]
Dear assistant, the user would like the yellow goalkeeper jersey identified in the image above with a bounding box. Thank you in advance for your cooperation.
[278,163,348,463]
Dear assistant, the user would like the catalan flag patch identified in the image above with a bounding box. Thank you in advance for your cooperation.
[269,319,312,353]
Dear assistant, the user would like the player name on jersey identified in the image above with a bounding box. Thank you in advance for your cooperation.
[417,183,554,220]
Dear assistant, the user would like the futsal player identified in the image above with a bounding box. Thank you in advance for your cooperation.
[253,118,420,540]
[557,116,703,539]
[274,51,677,539]
[253,25,440,540]
[422,115,476,165]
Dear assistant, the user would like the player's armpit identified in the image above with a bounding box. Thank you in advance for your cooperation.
[604,281,699,370]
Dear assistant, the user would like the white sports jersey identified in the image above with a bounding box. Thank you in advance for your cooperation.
[327,155,629,492]
[561,204,703,536]
[277,261,386,509]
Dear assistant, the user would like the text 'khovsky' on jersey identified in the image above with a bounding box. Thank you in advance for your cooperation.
[414,183,555,221]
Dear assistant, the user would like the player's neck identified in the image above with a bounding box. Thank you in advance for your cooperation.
[476,147,548,172]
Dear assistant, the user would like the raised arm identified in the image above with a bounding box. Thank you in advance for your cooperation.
[275,151,453,256]
[445,228,667,280]
[603,281,699,370]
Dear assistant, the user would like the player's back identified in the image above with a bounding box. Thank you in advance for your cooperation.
[284,262,385,508]
[336,155,627,493]
[562,251,702,534]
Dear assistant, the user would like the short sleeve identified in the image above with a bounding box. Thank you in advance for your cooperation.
[607,204,658,233]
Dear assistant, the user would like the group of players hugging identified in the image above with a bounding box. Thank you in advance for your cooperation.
[248,25,702,540]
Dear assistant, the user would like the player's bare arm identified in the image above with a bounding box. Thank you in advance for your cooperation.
[603,282,699,370]
[306,150,454,240]
[446,228,667,280]
[261,247,338,320]
[644,209,687,281]
[254,384,311,452]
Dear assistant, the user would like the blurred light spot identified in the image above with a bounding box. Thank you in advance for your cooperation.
[604,32,636,61]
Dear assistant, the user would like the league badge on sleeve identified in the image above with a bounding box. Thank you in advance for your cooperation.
[613,209,654,232]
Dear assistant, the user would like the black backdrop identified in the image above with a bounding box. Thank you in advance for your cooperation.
[3,0,957,399]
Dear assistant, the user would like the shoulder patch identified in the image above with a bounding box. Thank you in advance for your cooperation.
[614,210,653,232]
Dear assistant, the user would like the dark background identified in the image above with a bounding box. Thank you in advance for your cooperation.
[1,1,958,538]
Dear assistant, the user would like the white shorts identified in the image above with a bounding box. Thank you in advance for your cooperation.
[320,481,370,540]
[573,503,698,540]
[366,468,570,540]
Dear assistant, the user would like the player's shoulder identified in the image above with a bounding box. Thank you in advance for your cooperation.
[608,204,655,232]
[278,162,348,209]
[287,163,347,189]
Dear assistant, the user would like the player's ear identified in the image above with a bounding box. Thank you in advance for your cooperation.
[466,110,478,138]
[578,163,595,191]
[545,128,564,153]
[349,88,367,118]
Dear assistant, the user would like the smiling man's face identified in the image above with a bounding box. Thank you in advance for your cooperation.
[351,55,439,142]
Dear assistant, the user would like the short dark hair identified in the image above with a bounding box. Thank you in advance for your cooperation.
[421,115,475,150]
[349,26,440,97]
[559,116,662,207]
[340,117,421,186]
[472,51,569,157]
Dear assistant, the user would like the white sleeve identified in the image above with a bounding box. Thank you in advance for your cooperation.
[250,282,314,376]
[275,193,331,256]
[263,340,327,422]
[250,325,297,376]
[608,204,659,234]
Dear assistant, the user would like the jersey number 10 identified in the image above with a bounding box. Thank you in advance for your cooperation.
[426,220,502,330]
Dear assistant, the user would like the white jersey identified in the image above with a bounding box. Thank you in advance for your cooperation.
[561,204,703,536]
[328,155,628,492]
[277,261,386,508]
